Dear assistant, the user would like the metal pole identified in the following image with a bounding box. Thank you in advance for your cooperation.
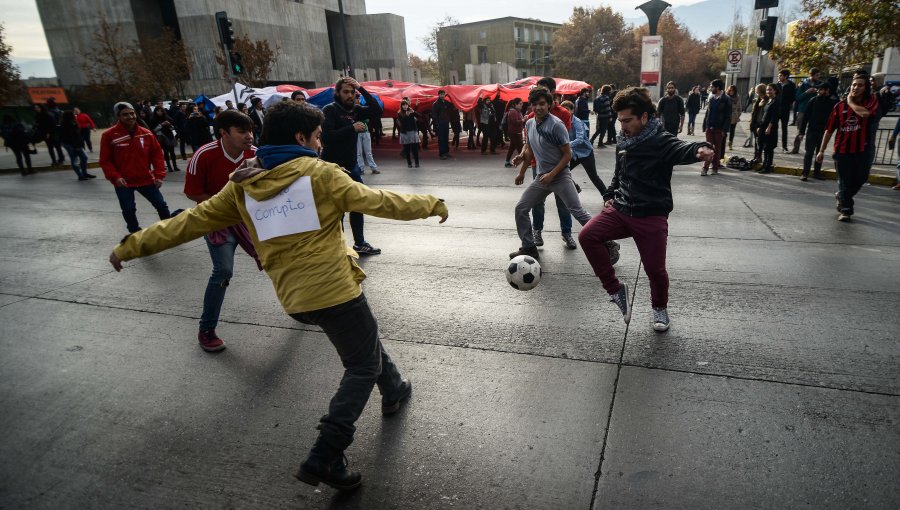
[338,0,354,78]
[221,40,239,105]
[754,8,767,87]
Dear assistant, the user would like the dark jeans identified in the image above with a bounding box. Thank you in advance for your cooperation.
[346,165,366,244]
[12,148,33,172]
[687,112,698,131]
[505,133,523,162]
[570,152,607,195]
[290,293,404,452]
[113,184,170,233]
[200,230,237,332]
[833,152,870,215]
[802,130,824,177]
[480,123,495,153]
[161,145,179,171]
[591,117,609,145]
[761,131,778,171]
[46,138,64,165]
[436,123,450,156]
[403,143,419,166]
[780,111,791,149]
[62,143,88,177]
[606,118,617,143]
[80,128,93,151]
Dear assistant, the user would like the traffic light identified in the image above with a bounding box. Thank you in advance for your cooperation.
[754,0,778,9]
[215,11,235,49]
[229,51,243,75]
[757,16,778,51]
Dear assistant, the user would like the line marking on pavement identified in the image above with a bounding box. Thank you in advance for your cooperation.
[739,196,785,241]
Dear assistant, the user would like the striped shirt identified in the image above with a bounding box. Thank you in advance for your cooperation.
[825,95,878,154]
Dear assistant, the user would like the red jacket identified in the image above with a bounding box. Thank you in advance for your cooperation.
[75,112,96,129]
[99,122,166,187]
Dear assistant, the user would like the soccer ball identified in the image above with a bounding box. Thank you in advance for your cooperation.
[506,255,542,291]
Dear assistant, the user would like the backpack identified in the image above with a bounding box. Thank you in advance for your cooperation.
[726,155,751,171]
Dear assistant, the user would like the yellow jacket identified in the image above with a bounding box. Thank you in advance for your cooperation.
[114,155,448,313]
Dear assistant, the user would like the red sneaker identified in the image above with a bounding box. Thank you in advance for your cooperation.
[198,330,226,352]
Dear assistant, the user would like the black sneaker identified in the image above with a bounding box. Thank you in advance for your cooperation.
[652,307,670,332]
[606,241,620,265]
[382,379,412,416]
[509,245,540,260]
[353,242,381,256]
[562,233,577,250]
[295,454,362,491]
[532,229,544,246]
[609,283,631,324]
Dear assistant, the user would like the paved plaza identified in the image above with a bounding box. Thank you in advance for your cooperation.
[1,132,899,508]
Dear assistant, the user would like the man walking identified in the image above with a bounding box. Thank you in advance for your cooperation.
[248,97,266,145]
[657,81,685,135]
[432,89,452,160]
[109,100,449,491]
[575,88,591,138]
[776,69,796,152]
[700,79,731,175]
[99,102,171,233]
[322,77,383,255]
[183,110,259,352]
[797,81,836,181]
[792,68,821,153]
[578,87,715,331]
[590,85,612,148]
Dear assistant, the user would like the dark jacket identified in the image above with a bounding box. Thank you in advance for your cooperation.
[760,100,779,139]
[249,108,265,134]
[186,114,213,146]
[798,95,838,135]
[321,86,383,170]
[431,98,451,126]
[777,80,796,114]
[702,94,732,131]
[2,121,30,151]
[575,96,590,121]
[604,129,705,217]
[657,95,685,127]
[397,111,418,133]
[593,95,611,118]
[59,122,84,148]
[686,92,701,114]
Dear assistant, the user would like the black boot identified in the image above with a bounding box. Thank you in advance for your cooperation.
[295,439,362,491]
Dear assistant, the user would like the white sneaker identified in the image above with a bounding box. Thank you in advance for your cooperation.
[652,307,670,332]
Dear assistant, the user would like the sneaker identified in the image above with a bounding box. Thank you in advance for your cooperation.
[353,242,382,256]
[371,168,381,174]
[198,330,226,352]
[562,233,577,250]
[414,163,419,168]
[701,169,708,176]
[78,176,90,181]
[609,283,631,324]
[892,183,900,190]
[408,164,413,168]
[382,379,412,416]
[295,453,362,491]
[504,161,513,168]
[800,175,808,181]
[532,229,544,247]
[509,245,540,260]
[85,173,97,179]
[652,307,670,332]
[837,213,851,222]
[606,240,620,265]
[711,169,718,175]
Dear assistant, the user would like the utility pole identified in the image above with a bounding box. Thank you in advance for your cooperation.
[337,0,354,78]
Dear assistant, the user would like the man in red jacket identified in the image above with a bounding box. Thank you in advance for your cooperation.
[100,102,171,233]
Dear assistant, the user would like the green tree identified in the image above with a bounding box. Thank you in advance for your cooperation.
[424,15,458,85]
[769,0,900,74]
[551,6,640,89]
[0,24,23,105]
[408,53,438,84]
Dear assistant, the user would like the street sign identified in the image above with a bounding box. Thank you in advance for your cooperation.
[726,49,743,73]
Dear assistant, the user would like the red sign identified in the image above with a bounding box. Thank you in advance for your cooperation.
[640,72,659,86]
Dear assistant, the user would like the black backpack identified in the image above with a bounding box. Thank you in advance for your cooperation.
[726,156,751,171]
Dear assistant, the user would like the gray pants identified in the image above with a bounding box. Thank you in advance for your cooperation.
[515,171,591,248]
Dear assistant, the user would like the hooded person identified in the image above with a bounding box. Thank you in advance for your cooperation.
[108,100,448,492]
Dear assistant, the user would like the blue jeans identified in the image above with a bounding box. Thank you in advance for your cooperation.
[200,230,237,332]
[62,143,88,177]
[290,293,404,452]
[529,166,573,234]
[114,184,170,233]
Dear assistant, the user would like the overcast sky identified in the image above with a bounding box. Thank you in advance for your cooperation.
[2,0,704,61]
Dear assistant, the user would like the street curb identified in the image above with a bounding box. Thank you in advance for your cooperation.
[767,164,897,187]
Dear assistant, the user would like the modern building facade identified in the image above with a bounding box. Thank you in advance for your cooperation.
[436,17,561,85]
[36,0,410,95]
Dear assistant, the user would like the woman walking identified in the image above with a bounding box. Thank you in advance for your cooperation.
[725,85,742,152]
[503,98,524,167]
[59,110,96,180]
[686,86,701,135]
[397,100,420,168]
[756,84,780,174]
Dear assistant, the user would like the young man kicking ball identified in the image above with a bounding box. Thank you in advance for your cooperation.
[578,87,714,331]
[109,101,449,491]
[510,87,592,259]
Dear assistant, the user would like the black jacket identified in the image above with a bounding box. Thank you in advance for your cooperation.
[186,114,213,146]
[604,129,706,217]
[799,95,838,135]
[777,81,796,114]
[321,87,382,170]
[702,94,732,131]
[249,108,265,133]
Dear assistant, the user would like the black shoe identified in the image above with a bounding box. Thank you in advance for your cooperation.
[78,176,90,181]
[812,174,825,180]
[382,379,412,416]
[85,173,97,178]
[295,454,362,491]
[353,242,381,256]
[509,245,540,260]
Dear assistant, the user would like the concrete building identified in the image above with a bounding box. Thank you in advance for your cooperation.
[35,0,410,96]
[437,17,561,85]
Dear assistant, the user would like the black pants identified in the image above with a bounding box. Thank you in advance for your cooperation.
[480,123,495,153]
[802,130,824,177]
[162,145,179,171]
[570,152,606,195]
[833,152,870,215]
[761,131,778,171]
[780,111,791,149]
[12,148,33,172]
[591,117,609,145]
[80,128,93,151]
[290,293,404,452]
[403,142,419,166]
[606,117,616,143]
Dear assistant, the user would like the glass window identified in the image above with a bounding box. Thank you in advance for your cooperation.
[516,47,525,60]
[480,31,486,39]
[544,29,551,43]
[524,27,530,42]
[534,30,541,43]
[515,27,521,42]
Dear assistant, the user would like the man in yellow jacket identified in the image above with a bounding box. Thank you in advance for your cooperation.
[109,101,449,491]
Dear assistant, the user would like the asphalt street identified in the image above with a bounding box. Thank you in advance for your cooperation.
[1,137,899,509]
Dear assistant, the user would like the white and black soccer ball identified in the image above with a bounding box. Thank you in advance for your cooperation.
[506,255,542,291]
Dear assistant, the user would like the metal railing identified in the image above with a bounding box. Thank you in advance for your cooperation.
[874,127,898,166]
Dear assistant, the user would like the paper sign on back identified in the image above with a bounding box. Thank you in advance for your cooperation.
[245,176,320,241]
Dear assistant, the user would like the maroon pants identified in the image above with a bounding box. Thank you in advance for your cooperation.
[704,128,725,170]
[578,207,670,309]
